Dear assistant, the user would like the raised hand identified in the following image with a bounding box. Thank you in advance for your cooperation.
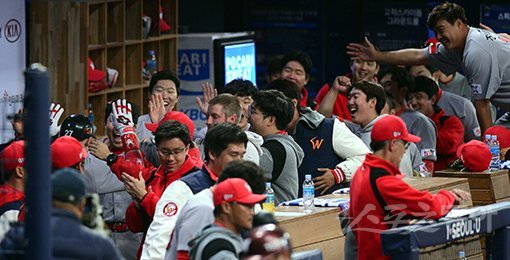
[195,82,217,114]
[346,37,378,61]
[112,99,134,131]
[49,103,64,136]
[112,99,140,152]
[332,76,351,93]
[149,93,166,124]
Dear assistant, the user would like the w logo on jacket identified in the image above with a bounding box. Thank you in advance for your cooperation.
[310,137,324,150]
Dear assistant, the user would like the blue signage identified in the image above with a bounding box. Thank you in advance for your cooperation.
[224,42,256,85]
[178,49,210,81]
[480,4,510,34]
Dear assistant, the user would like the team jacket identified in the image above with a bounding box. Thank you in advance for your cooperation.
[0,185,23,240]
[291,107,370,196]
[429,109,465,171]
[111,148,201,259]
[349,154,456,260]
[141,165,217,260]
[259,133,304,204]
[188,223,242,260]
[1,208,123,259]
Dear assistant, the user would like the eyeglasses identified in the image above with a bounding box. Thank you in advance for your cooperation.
[397,139,410,150]
[157,146,187,157]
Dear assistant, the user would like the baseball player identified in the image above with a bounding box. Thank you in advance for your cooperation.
[347,2,510,134]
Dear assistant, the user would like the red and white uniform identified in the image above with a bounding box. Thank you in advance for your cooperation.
[349,154,456,260]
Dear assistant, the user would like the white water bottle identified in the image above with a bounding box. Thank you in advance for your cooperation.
[303,174,314,213]
[490,135,500,171]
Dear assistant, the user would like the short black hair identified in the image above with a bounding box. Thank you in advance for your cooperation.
[411,76,439,100]
[155,121,191,147]
[381,66,415,98]
[267,55,284,76]
[427,2,468,30]
[204,123,248,161]
[370,140,390,152]
[217,160,266,194]
[266,79,301,103]
[281,50,312,79]
[104,101,140,125]
[148,70,181,95]
[385,93,396,111]
[223,79,258,97]
[348,81,387,115]
[214,161,265,217]
[252,90,294,130]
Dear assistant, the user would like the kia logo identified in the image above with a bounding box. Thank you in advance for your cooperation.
[5,19,21,43]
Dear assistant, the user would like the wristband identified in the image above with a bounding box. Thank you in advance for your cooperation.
[106,153,118,166]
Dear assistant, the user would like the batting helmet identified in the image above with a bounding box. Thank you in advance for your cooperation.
[60,114,93,141]
[242,224,292,259]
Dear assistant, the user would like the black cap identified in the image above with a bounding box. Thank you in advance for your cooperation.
[52,168,86,204]
[59,114,93,141]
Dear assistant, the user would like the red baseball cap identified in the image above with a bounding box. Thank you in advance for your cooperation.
[485,126,510,149]
[371,115,421,143]
[51,136,88,169]
[159,5,171,32]
[0,141,25,171]
[213,178,266,207]
[456,140,491,172]
[145,111,195,138]
[88,58,106,81]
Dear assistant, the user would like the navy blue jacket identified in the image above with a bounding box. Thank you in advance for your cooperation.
[0,208,122,260]
[180,165,216,195]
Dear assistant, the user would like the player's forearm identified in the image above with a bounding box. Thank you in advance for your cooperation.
[376,48,428,66]
[316,87,340,118]
[474,99,493,135]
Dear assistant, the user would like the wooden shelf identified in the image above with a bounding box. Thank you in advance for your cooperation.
[106,42,124,48]
[89,44,106,50]
[29,0,178,136]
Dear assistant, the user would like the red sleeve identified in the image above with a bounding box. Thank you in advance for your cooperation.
[139,191,160,218]
[17,204,25,222]
[314,83,352,120]
[188,147,203,168]
[314,83,330,104]
[177,251,189,260]
[125,201,151,232]
[377,176,456,220]
[332,168,346,184]
[437,116,465,155]
[423,159,435,175]
[335,94,352,121]
[110,155,154,181]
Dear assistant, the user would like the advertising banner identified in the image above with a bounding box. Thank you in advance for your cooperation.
[0,0,25,143]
